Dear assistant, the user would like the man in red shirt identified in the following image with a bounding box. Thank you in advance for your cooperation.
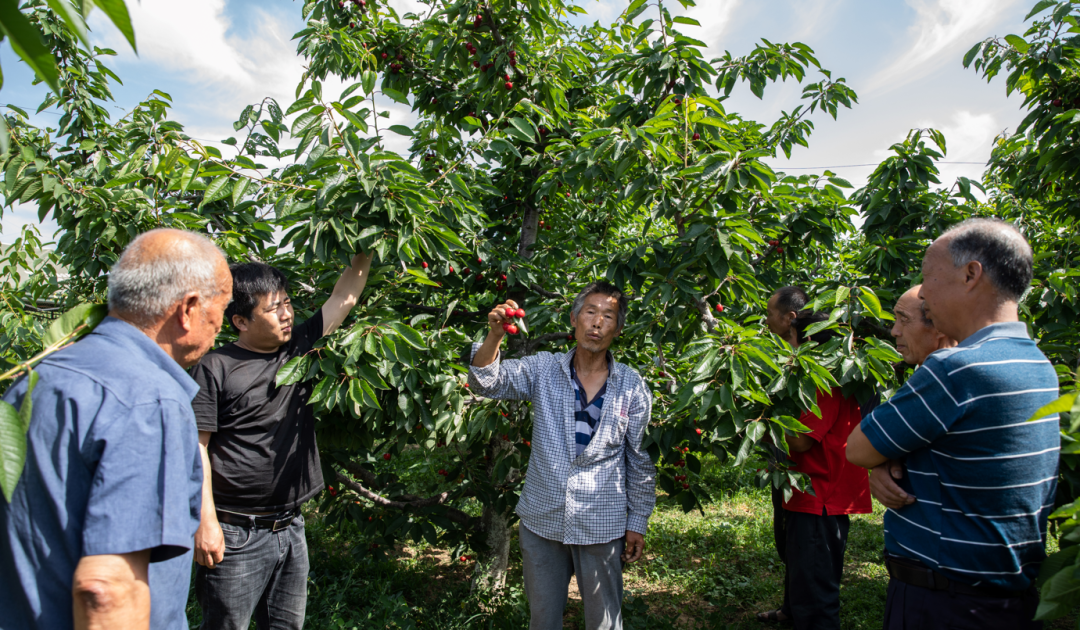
[758,289,872,629]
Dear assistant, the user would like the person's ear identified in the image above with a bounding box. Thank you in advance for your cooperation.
[232,313,250,333]
[570,312,577,328]
[964,261,984,289]
[178,292,200,332]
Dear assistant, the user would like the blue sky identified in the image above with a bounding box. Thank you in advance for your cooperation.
[0,0,1036,241]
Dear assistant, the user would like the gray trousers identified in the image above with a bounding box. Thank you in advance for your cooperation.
[519,523,625,630]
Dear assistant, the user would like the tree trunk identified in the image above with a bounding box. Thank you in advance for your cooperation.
[471,436,517,592]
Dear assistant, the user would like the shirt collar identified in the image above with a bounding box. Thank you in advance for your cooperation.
[957,321,1031,348]
[90,316,202,400]
[566,348,614,380]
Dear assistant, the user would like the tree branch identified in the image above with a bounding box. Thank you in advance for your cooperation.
[530,283,564,300]
[335,466,476,526]
[694,297,719,333]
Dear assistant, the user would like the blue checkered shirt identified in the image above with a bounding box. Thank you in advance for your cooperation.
[469,344,656,544]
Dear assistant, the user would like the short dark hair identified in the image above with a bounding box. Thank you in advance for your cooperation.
[943,218,1033,302]
[773,286,809,315]
[225,262,288,330]
[793,310,834,344]
[571,281,629,329]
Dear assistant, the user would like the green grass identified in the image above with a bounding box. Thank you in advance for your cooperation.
[186,458,1074,629]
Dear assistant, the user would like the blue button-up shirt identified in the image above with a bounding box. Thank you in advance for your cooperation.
[0,317,203,630]
[469,344,656,545]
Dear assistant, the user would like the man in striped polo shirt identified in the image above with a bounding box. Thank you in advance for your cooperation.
[848,218,1059,629]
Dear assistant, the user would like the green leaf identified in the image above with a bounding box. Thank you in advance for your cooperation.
[0,370,37,502]
[857,287,887,320]
[381,88,409,105]
[1029,392,1076,422]
[390,323,425,349]
[277,355,313,386]
[0,2,61,92]
[1026,0,1057,20]
[91,0,137,52]
[200,175,231,206]
[506,118,535,142]
[42,303,106,348]
[672,16,701,26]
[46,0,89,48]
[1004,34,1030,54]
[387,125,413,136]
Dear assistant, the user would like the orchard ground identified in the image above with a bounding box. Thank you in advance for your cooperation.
[185,452,1076,629]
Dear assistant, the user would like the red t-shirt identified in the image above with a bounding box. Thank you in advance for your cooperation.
[783,387,872,516]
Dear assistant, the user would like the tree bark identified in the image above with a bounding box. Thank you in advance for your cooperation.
[471,436,518,592]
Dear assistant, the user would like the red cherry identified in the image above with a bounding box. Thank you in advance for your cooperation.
[421,261,428,269]
[506,324,519,335]
[438,469,447,476]
[673,97,682,105]
[576,252,582,258]
[504,73,510,81]
[383,453,391,461]
[659,371,667,377]
[696,428,703,435]
[461,555,468,562]
[463,383,470,388]
[328,486,337,496]
[1053,99,1063,107]
[449,266,455,273]
[349,21,355,28]
[715,304,724,313]
[501,274,507,281]
[505,82,513,90]
[509,59,517,66]
[777,247,785,253]
[474,61,480,68]
[567,334,574,340]
[516,308,526,318]
[381,52,387,59]
[477,258,483,263]
[683,483,690,489]
[502,322,512,332]
[692,133,700,140]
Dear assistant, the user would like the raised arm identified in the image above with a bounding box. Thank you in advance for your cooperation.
[468,299,542,400]
[321,251,373,335]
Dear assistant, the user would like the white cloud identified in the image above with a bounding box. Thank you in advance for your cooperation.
[863,0,1020,95]
[675,0,741,58]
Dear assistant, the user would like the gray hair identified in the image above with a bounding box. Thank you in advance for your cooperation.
[941,218,1033,302]
[571,281,628,329]
[108,229,226,326]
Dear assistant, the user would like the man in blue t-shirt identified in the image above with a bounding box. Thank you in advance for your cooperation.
[0,229,232,630]
[848,219,1058,629]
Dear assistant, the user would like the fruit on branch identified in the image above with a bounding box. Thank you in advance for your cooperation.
[692,133,700,140]
[421,261,428,269]
[383,453,392,460]
[715,303,724,313]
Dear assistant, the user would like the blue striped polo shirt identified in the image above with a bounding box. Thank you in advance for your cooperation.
[860,321,1060,591]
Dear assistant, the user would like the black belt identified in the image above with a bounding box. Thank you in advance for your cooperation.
[216,508,299,532]
[885,555,1030,599]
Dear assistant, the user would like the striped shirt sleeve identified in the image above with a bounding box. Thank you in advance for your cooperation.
[860,360,960,459]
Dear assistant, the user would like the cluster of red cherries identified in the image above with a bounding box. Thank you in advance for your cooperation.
[501,308,526,335]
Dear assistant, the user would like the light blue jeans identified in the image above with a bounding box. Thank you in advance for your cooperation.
[518,523,625,630]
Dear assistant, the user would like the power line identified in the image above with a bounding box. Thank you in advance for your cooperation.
[776,161,987,170]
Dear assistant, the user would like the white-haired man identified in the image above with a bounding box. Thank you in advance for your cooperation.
[0,229,232,630]
[869,284,956,509]
[469,280,656,630]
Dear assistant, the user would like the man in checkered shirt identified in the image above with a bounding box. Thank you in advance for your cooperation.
[470,281,656,630]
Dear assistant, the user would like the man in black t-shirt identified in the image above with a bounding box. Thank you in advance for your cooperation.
[189,253,371,630]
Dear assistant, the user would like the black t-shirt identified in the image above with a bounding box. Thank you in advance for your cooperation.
[190,311,325,513]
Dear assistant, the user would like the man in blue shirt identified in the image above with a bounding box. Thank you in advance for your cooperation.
[0,229,232,630]
[848,219,1058,629]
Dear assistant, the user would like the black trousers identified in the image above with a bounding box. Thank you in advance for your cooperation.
[775,507,850,630]
[883,579,1042,629]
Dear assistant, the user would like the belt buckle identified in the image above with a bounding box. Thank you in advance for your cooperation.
[271,516,291,532]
